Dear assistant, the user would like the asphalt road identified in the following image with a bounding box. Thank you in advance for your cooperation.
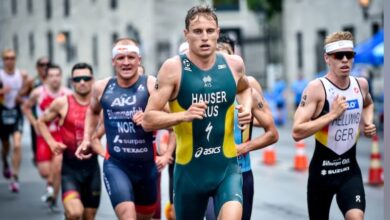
[0,121,384,220]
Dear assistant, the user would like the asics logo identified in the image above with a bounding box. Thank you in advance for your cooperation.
[194,146,221,158]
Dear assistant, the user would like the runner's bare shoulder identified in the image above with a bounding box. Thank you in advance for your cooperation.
[159,56,182,80]
[93,77,112,96]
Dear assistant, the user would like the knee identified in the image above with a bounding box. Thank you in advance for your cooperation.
[115,202,136,220]
[217,201,242,220]
[116,209,136,220]
[1,138,10,146]
[39,172,49,179]
[13,144,21,152]
[345,209,364,220]
[52,157,63,173]
[53,165,62,174]
[65,208,83,220]
[37,164,50,178]
[83,208,98,220]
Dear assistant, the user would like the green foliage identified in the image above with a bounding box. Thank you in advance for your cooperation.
[213,0,239,4]
[213,0,240,10]
[247,0,282,19]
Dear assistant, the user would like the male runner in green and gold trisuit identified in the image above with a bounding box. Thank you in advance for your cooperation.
[143,5,252,220]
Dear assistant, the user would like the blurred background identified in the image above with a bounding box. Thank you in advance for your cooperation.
[0,0,385,219]
[0,0,384,129]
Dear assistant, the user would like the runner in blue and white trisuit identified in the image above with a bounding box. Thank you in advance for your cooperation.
[76,38,172,220]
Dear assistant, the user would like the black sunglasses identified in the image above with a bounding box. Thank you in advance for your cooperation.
[38,62,49,67]
[327,51,356,60]
[72,76,93,83]
[3,56,15,61]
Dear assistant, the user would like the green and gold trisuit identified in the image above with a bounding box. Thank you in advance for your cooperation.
[170,54,243,219]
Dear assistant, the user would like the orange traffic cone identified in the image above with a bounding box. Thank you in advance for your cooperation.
[263,145,276,165]
[368,135,383,186]
[165,202,175,220]
[294,140,308,171]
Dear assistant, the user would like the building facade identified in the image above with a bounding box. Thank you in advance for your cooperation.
[0,0,266,84]
[282,0,384,83]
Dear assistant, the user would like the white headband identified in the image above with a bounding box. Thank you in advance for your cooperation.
[324,40,354,53]
[178,42,189,54]
[112,45,140,58]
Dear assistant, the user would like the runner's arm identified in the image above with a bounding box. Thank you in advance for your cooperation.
[0,80,11,95]
[292,80,347,141]
[160,130,176,158]
[15,70,31,104]
[76,80,105,159]
[92,112,105,139]
[237,89,278,155]
[21,88,39,127]
[37,97,67,154]
[17,75,33,97]
[90,112,106,157]
[84,82,104,142]
[164,129,176,158]
[143,58,206,131]
[247,76,262,126]
[155,130,175,171]
[231,55,252,129]
[358,77,376,137]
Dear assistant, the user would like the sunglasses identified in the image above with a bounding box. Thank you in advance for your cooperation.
[327,51,356,60]
[3,56,15,61]
[38,63,49,67]
[72,76,93,83]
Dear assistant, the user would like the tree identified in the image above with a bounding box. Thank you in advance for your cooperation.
[247,0,282,19]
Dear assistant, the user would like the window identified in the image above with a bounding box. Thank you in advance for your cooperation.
[29,32,35,58]
[371,22,380,35]
[156,42,171,70]
[62,31,74,63]
[11,0,17,15]
[47,31,53,61]
[296,32,303,69]
[110,0,117,10]
[111,32,119,74]
[13,34,19,55]
[27,0,33,14]
[92,35,98,66]
[64,0,70,17]
[315,29,327,73]
[112,32,119,44]
[46,0,52,20]
[343,26,355,42]
[213,0,239,11]
[126,24,140,44]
